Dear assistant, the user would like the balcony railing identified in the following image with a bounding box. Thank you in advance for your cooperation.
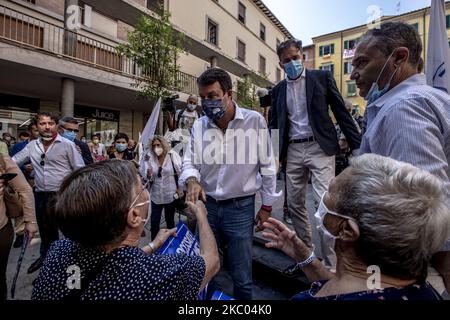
[0,4,197,95]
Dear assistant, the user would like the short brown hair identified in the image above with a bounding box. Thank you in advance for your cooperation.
[54,160,139,247]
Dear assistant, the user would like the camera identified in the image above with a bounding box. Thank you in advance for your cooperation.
[162,94,180,113]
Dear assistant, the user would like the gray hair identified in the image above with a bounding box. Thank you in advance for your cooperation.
[58,116,78,127]
[333,154,450,280]
[359,22,422,67]
[188,94,198,102]
[54,160,139,247]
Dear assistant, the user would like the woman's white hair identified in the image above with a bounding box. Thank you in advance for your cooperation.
[334,154,450,280]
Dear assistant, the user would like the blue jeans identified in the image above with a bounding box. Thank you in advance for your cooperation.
[205,195,255,300]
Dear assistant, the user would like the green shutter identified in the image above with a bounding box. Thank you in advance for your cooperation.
[331,44,335,54]
[344,41,349,50]
[447,15,450,29]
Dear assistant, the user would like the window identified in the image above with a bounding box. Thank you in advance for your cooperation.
[276,38,281,50]
[207,19,218,46]
[320,64,334,76]
[237,39,246,62]
[259,55,266,74]
[276,68,281,82]
[260,23,266,41]
[344,39,357,50]
[23,0,36,4]
[447,15,450,29]
[347,82,357,97]
[411,23,419,33]
[147,0,164,15]
[238,2,246,24]
[448,40,450,48]
[319,44,335,56]
[344,62,353,74]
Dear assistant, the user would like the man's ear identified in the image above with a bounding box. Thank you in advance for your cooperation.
[126,208,141,229]
[393,47,409,67]
[339,219,360,242]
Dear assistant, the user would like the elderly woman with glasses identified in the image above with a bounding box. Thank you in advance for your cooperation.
[263,154,450,300]
[32,160,219,300]
[142,136,183,240]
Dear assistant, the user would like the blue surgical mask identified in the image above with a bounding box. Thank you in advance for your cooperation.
[202,95,228,121]
[61,130,77,142]
[187,103,197,111]
[365,50,399,105]
[115,143,127,153]
[284,59,304,80]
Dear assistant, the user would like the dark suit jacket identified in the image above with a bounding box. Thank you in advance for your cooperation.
[269,69,361,160]
[74,139,94,165]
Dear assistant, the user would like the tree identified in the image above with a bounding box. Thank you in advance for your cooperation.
[236,76,259,111]
[117,12,185,100]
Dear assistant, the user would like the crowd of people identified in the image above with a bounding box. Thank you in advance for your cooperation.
[0,21,449,301]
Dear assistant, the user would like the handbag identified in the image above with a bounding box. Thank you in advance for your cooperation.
[0,156,24,219]
[169,152,187,212]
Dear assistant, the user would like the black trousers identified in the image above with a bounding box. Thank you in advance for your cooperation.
[150,201,176,240]
[34,191,58,258]
[0,221,14,300]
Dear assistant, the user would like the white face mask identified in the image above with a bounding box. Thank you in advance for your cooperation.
[154,147,164,157]
[314,193,357,252]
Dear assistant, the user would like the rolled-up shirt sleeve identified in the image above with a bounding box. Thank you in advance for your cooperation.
[258,116,281,206]
[179,121,202,189]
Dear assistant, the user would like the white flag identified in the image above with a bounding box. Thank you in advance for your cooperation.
[426,0,450,93]
[138,97,161,170]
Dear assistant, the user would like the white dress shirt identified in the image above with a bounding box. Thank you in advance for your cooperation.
[12,134,85,192]
[179,104,280,206]
[143,150,182,205]
[286,70,314,140]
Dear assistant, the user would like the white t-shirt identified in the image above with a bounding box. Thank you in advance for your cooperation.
[92,143,107,161]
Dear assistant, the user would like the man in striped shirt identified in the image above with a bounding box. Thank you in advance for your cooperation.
[350,22,450,294]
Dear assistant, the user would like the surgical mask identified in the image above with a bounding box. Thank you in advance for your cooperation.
[187,103,197,111]
[154,147,164,157]
[314,193,357,251]
[365,50,400,105]
[81,138,87,143]
[61,129,77,142]
[202,95,228,121]
[284,59,303,80]
[115,143,127,153]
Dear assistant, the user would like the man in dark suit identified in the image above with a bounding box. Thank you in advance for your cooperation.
[269,39,361,267]
[58,116,93,165]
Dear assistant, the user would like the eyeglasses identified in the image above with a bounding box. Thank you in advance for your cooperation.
[157,167,163,178]
[40,154,45,166]
[129,179,150,209]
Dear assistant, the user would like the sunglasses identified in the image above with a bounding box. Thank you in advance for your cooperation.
[40,154,45,166]
[157,167,163,178]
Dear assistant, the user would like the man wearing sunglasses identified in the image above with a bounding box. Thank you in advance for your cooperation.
[12,112,85,274]
[58,116,93,165]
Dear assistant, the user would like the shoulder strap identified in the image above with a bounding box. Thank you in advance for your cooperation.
[168,152,179,188]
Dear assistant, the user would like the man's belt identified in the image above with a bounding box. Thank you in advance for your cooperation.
[290,136,316,144]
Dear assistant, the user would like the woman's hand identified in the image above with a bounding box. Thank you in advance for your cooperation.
[186,201,207,222]
[261,218,311,262]
[25,222,38,243]
[143,228,177,254]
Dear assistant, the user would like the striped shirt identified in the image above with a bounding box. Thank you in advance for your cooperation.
[360,74,450,250]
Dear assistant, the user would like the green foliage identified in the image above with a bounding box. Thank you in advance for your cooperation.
[117,11,185,100]
[236,76,259,111]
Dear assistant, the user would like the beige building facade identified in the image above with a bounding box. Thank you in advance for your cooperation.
[0,0,292,144]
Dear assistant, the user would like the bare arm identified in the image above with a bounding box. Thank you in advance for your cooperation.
[187,201,220,291]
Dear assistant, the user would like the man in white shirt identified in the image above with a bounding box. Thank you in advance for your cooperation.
[270,39,361,269]
[13,112,85,274]
[180,68,279,300]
